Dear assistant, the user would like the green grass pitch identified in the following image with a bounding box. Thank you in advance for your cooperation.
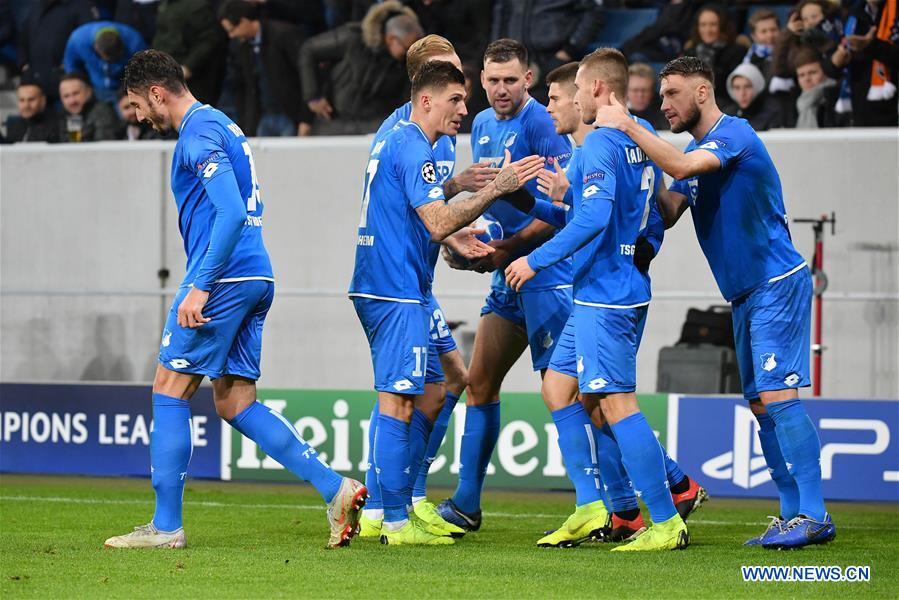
[1,474,897,598]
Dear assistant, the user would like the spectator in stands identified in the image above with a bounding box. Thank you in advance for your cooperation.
[621,0,701,64]
[218,0,314,136]
[793,47,840,128]
[114,0,160,43]
[743,8,780,82]
[772,1,842,95]
[490,0,604,102]
[300,1,423,135]
[825,0,898,127]
[684,4,746,100]
[17,0,98,102]
[63,20,148,104]
[403,0,492,67]
[627,62,669,130]
[724,62,783,131]
[153,0,227,105]
[57,72,119,141]
[6,80,61,143]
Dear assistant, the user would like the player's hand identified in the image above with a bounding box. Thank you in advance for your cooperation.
[308,98,333,120]
[536,157,570,203]
[787,10,803,35]
[178,287,211,329]
[444,226,496,260]
[847,28,875,51]
[831,44,851,68]
[633,236,656,272]
[452,163,501,193]
[504,256,536,291]
[469,238,514,273]
[594,92,630,131]
[297,122,312,136]
[441,243,470,270]
[494,149,544,195]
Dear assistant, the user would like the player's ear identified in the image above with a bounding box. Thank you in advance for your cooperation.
[524,69,533,90]
[479,69,486,88]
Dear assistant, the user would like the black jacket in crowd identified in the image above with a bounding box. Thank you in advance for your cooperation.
[6,110,62,143]
[300,22,410,132]
[17,0,97,100]
[152,0,227,105]
[230,19,314,136]
[404,0,491,66]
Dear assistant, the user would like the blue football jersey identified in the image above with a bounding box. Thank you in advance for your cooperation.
[171,103,272,289]
[529,119,660,306]
[374,102,457,270]
[471,97,573,292]
[348,121,446,303]
[669,115,805,301]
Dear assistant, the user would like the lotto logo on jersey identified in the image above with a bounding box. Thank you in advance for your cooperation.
[196,152,222,177]
[583,184,601,198]
[421,162,437,184]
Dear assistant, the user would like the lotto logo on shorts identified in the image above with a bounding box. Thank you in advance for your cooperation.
[169,359,190,369]
[392,379,414,392]
[784,373,800,386]
[588,378,608,390]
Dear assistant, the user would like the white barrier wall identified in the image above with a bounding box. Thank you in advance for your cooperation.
[2,129,897,397]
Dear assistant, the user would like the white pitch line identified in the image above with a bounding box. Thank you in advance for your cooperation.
[0,495,891,530]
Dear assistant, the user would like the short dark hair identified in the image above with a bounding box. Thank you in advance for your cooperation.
[792,46,822,70]
[60,71,91,88]
[411,60,465,96]
[660,56,715,86]
[749,8,779,31]
[123,49,188,96]
[545,62,579,87]
[484,38,528,66]
[17,73,46,95]
[580,47,629,98]
[218,0,260,25]
[94,27,124,62]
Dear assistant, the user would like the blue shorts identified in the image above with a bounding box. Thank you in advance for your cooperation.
[732,266,812,401]
[352,297,430,395]
[425,295,458,384]
[158,280,274,380]
[480,286,573,371]
[548,302,648,394]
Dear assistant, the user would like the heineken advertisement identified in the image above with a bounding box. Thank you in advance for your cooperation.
[223,389,670,490]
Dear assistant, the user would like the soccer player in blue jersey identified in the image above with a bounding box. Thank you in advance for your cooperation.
[349,60,545,545]
[435,38,576,533]
[525,61,707,547]
[595,56,834,549]
[506,48,691,551]
[103,50,366,550]
[359,35,495,539]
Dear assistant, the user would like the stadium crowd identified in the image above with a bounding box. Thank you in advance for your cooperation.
[1,0,896,143]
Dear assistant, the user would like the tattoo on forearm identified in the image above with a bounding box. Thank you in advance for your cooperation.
[418,182,500,240]
[443,177,461,199]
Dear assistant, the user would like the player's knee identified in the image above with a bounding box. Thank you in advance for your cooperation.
[152,365,201,400]
[445,366,469,397]
[466,377,500,405]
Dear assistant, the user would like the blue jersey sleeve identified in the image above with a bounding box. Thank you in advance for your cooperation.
[526,113,572,165]
[528,200,569,229]
[183,129,246,291]
[527,138,617,272]
[669,176,690,197]
[398,140,446,209]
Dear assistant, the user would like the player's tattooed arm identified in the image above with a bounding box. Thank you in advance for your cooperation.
[443,163,501,199]
[594,92,720,180]
[417,151,544,241]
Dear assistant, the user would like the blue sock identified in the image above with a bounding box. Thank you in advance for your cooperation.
[754,411,800,519]
[364,401,382,511]
[375,413,411,524]
[230,401,343,503]
[413,392,458,499]
[595,424,639,513]
[452,401,500,514]
[661,444,686,488]
[766,399,826,521]
[612,413,677,524]
[552,403,603,507]
[405,408,433,503]
[151,393,192,532]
